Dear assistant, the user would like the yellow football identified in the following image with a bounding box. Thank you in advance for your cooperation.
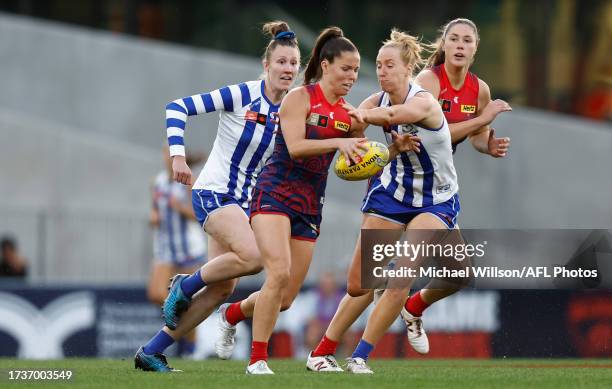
[334,141,390,181]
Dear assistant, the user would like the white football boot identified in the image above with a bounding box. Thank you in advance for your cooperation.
[400,307,430,354]
[372,288,385,305]
[345,357,374,374]
[215,303,236,359]
[306,352,343,372]
[246,360,274,375]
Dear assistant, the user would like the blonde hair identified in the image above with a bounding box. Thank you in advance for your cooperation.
[425,18,479,68]
[381,28,424,74]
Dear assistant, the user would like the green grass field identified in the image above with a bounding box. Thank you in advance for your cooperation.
[1,359,611,388]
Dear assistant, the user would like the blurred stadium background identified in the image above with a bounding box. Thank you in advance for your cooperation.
[0,0,610,361]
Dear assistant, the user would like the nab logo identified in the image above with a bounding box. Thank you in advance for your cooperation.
[0,292,95,359]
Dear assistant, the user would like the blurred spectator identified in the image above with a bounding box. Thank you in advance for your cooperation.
[304,272,345,352]
[0,236,28,278]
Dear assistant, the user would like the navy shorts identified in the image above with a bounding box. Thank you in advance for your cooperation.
[192,189,250,228]
[362,183,460,229]
[250,188,322,242]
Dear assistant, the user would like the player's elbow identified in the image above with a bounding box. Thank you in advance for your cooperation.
[379,110,394,128]
[286,143,304,160]
[165,100,185,113]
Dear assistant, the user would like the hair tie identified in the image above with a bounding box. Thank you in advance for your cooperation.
[274,31,296,40]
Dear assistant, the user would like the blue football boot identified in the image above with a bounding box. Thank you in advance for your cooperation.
[162,274,191,330]
[134,347,180,372]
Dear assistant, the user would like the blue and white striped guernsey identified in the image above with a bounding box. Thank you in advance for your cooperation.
[153,170,207,264]
[378,83,459,207]
[166,80,279,208]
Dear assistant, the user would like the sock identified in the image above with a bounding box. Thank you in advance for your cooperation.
[142,330,175,355]
[351,339,374,361]
[312,335,338,357]
[180,269,206,298]
[178,338,196,356]
[225,301,246,326]
[405,291,430,317]
[249,341,268,365]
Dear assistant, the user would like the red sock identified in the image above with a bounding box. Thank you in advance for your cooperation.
[312,335,339,357]
[225,301,246,325]
[405,291,430,317]
[249,341,268,365]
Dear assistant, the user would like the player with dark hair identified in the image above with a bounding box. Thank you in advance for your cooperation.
[135,21,300,372]
[244,26,366,374]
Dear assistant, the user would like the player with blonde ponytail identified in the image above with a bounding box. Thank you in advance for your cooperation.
[307,28,456,374]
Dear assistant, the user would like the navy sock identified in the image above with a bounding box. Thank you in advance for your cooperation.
[178,339,196,356]
[180,269,206,298]
[143,330,175,355]
[351,339,374,361]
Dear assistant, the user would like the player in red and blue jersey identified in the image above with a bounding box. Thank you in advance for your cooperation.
[307,21,513,373]
[398,17,512,353]
[245,27,367,375]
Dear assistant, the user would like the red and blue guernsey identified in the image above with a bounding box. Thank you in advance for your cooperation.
[255,83,352,215]
[431,63,479,151]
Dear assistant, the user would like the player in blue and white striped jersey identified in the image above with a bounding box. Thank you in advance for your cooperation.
[307,29,459,374]
[135,21,300,373]
[146,146,207,357]
[148,147,207,307]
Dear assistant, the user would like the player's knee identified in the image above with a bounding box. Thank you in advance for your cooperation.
[383,288,407,303]
[243,261,263,276]
[280,293,298,311]
[347,278,368,297]
[242,245,262,263]
[267,268,290,290]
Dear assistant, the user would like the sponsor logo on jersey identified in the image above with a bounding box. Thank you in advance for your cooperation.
[440,99,452,112]
[453,96,459,104]
[436,183,451,193]
[307,113,329,127]
[334,120,350,132]
[401,124,418,135]
[245,110,268,125]
[460,105,476,113]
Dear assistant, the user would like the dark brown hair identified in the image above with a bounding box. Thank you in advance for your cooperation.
[303,26,357,85]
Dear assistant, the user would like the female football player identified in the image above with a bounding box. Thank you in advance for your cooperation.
[146,145,207,356]
[244,26,368,374]
[398,16,512,353]
[135,20,300,372]
[307,20,512,373]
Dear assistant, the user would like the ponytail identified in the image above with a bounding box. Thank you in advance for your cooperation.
[303,26,357,85]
